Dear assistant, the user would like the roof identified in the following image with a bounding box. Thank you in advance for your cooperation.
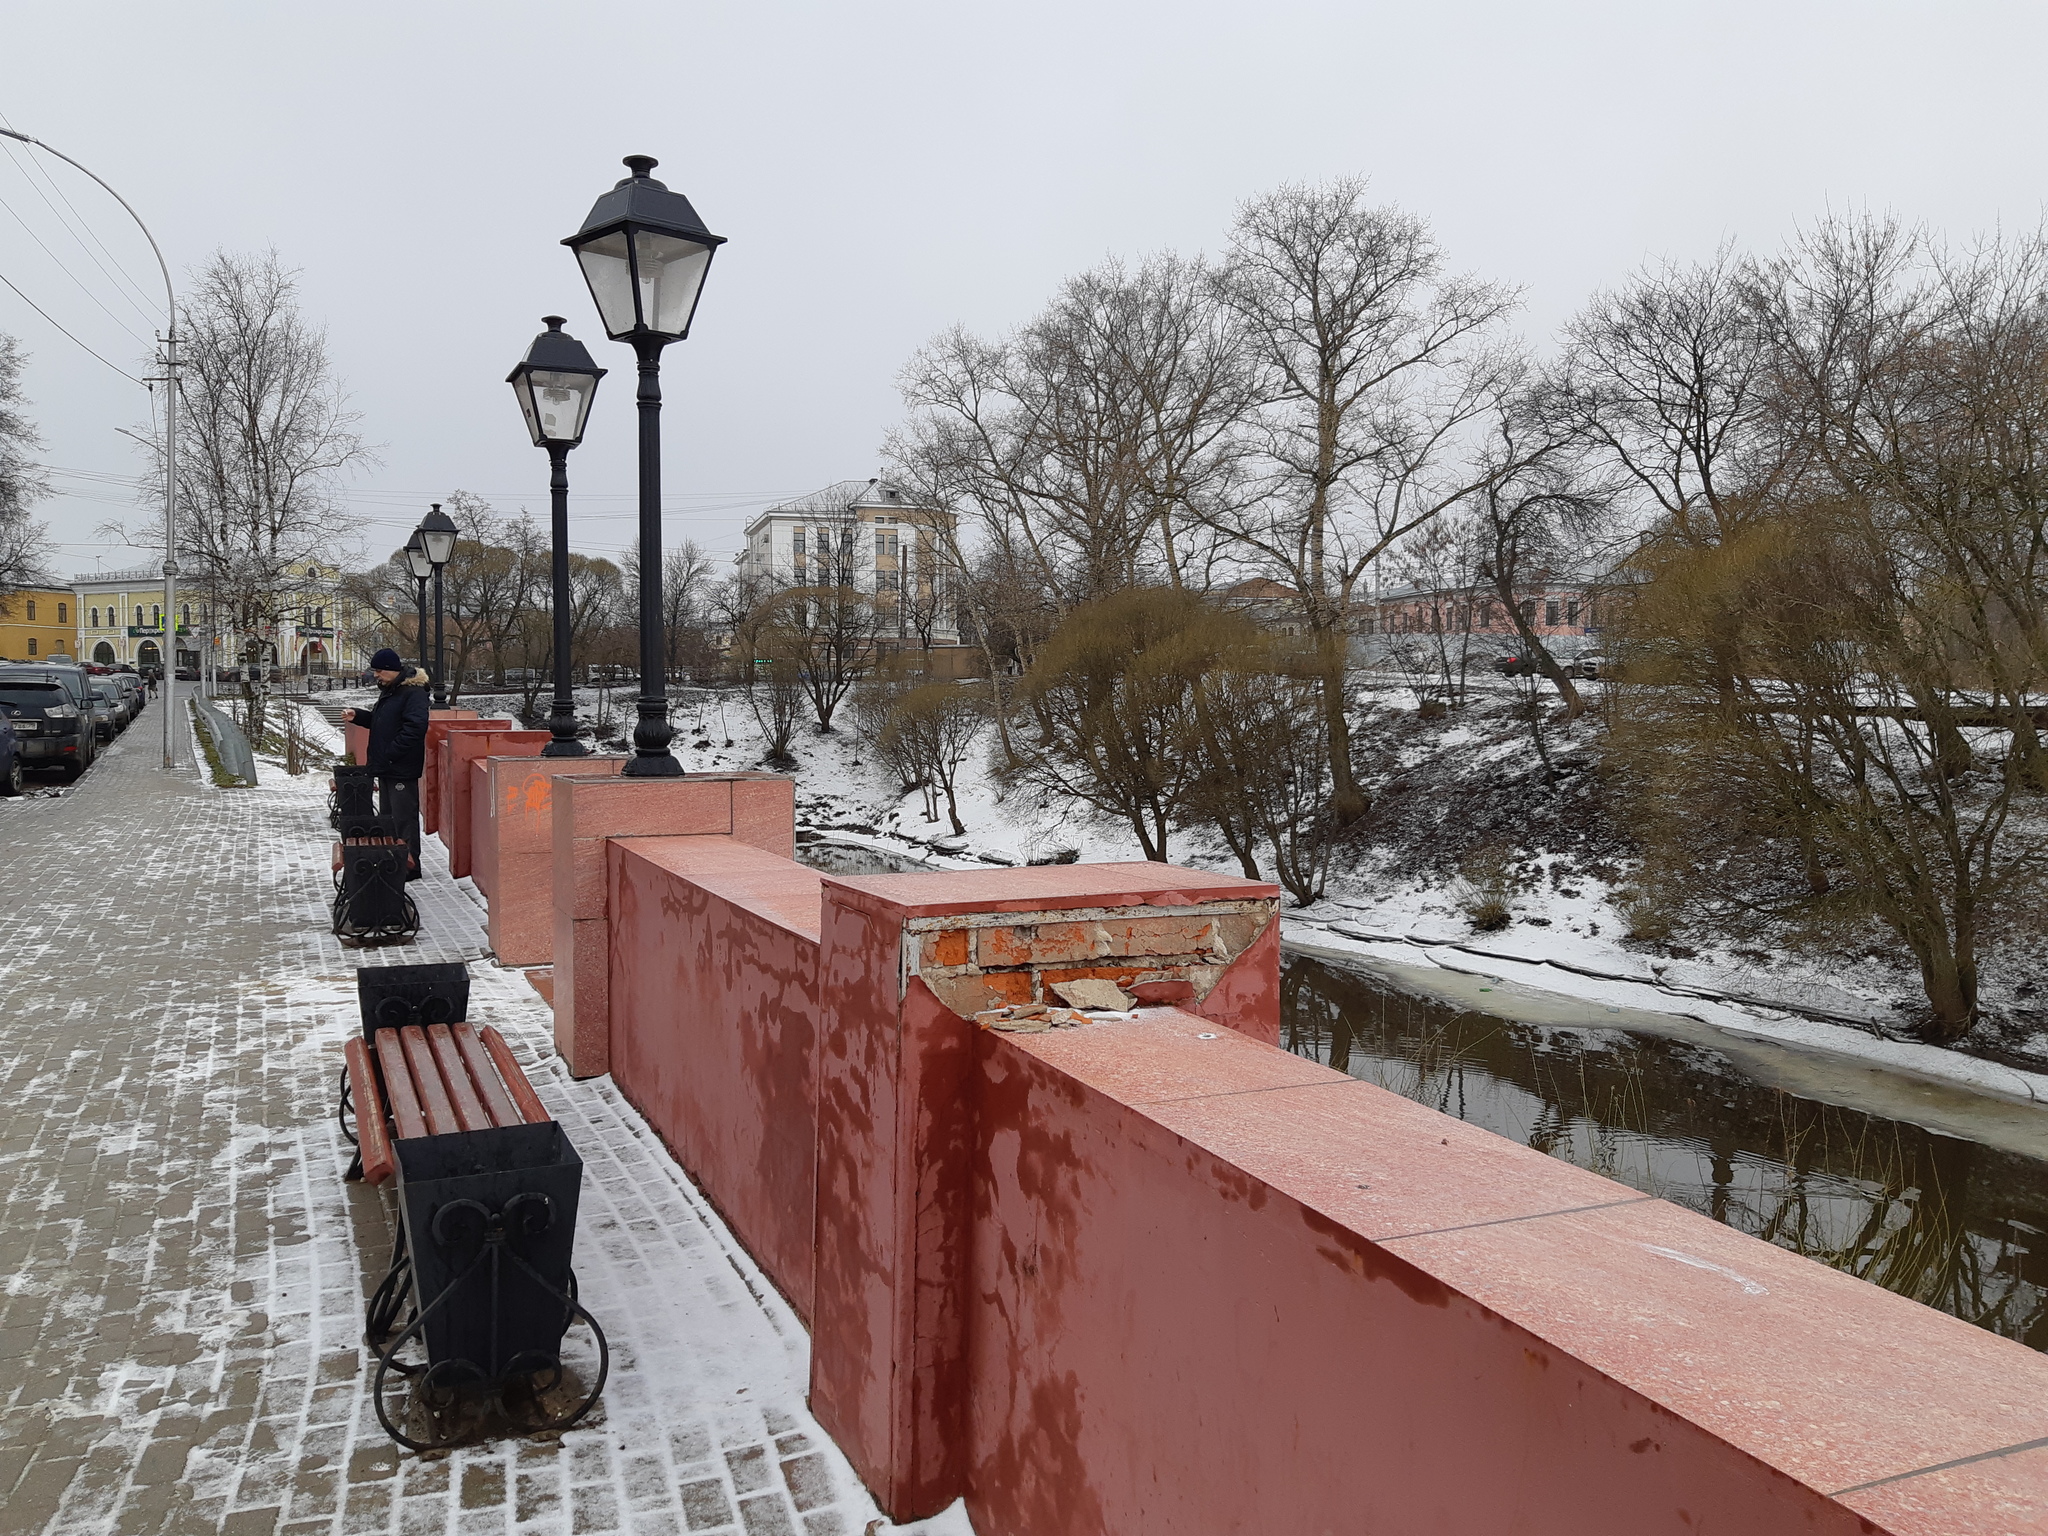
[70,564,165,586]
[757,478,923,518]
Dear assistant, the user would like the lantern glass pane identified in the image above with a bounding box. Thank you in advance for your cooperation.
[528,369,597,442]
[574,230,639,337]
[422,526,457,566]
[633,229,714,337]
[511,373,544,446]
[404,543,433,580]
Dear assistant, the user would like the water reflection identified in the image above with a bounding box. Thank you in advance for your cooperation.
[1282,955,2048,1351]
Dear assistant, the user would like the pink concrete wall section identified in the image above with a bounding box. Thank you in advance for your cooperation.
[605,837,823,1319]
[478,755,626,967]
[808,861,1278,1518]
[418,710,487,833]
[440,729,550,877]
[961,1010,2048,1536]
[468,761,495,897]
[549,773,796,1077]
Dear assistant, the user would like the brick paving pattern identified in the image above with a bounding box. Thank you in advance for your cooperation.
[0,705,930,1536]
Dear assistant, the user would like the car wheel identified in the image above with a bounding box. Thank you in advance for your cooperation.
[0,759,20,795]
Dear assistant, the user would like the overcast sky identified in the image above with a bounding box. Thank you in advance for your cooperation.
[3,1,2045,581]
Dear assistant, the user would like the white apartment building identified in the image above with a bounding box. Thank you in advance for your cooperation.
[736,478,961,647]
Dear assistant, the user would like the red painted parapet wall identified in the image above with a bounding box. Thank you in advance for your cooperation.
[599,851,2048,1534]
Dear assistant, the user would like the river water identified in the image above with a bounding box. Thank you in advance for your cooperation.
[796,839,2048,1351]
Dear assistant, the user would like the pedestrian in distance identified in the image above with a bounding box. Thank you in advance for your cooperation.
[342,649,431,883]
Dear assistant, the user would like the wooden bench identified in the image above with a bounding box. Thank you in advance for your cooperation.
[343,1021,548,1185]
[339,962,606,1450]
[333,814,419,944]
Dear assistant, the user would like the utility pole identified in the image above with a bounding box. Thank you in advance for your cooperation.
[158,329,179,767]
[0,126,181,769]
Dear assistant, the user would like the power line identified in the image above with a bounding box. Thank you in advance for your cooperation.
[0,122,162,327]
[0,179,153,345]
[0,266,143,381]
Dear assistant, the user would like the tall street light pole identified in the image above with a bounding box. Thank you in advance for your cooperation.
[508,316,605,755]
[417,505,458,707]
[563,155,725,778]
[0,127,181,769]
[403,532,432,674]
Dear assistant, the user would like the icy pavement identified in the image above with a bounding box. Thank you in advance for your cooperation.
[0,705,964,1536]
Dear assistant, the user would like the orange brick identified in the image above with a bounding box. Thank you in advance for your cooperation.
[922,929,971,969]
[1041,965,1146,990]
[976,926,1037,968]
[1099,917,1220,958]
[979,970,1036,1006]
[1028,922,1107,964]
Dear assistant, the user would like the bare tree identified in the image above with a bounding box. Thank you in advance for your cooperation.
[0,334,53,596]
[171,250,374,736]
[881,682,987,834]
[1214,179,1520,825]
[624,536,715,683]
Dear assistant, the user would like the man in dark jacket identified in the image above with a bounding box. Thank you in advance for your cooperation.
[342,649,432,880]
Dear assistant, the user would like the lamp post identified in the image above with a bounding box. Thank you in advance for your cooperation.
[563,155,725,777]
[508,316,605,755]
[416,505,458,707]
[402,531,432,676]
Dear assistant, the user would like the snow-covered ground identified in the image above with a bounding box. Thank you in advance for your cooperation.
[409,676,2048,1114]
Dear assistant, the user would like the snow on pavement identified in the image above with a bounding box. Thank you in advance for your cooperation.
[0,697,969,1536]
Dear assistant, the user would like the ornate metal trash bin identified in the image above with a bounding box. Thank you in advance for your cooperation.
[331,763,376,829]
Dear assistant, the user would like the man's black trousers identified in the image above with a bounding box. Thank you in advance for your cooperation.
[377,776,422,882]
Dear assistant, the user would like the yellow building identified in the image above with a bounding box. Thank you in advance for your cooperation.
[72,566,189,673]
[0,586,79,662]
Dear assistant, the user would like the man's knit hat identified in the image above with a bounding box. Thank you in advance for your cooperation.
[370,648,403,672]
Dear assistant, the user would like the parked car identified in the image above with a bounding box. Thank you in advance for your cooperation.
[1488,652,1541,678]
[0,712,20,795]
[88,680,123,740]
[109,671,144,721]
[98,675,141,729]
[0,671,95,780]
[1568,654,1607,680]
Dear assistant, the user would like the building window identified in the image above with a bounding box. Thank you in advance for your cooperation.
[1566,599,1579,627]
[876,571,899,591]
[876,530,899,563]
[135,606,144,628]
[57,602,67,623]
[182,603,191,626]
[152,605,161,627]
[26,637,36,655]
[90,607,99,628]
[1519,599,1536,624]
[1545,599,1560,627]
[792,529,805,555]
[24,599,34,620]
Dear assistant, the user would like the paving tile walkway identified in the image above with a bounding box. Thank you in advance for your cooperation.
[0,701,959,1536]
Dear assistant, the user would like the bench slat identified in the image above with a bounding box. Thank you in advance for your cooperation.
[480,1025,551,1126]
[345,1037,396,1185]
[400,1026,460,1137]
[452,1024,524,1127]
[374,1029,429,1142]
[427,1024,494,1133]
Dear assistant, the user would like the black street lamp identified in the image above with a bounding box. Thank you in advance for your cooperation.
[416,503,459,707]
[563,154,726,777]
[402,532,432,674]
[508,315,605,756]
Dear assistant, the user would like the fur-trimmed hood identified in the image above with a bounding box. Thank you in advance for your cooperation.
[386,666,432,689]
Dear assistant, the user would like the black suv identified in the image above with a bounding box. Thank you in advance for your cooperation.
[0,665,96,780]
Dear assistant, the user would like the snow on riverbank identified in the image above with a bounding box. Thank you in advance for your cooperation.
[426,679,2048,1100]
